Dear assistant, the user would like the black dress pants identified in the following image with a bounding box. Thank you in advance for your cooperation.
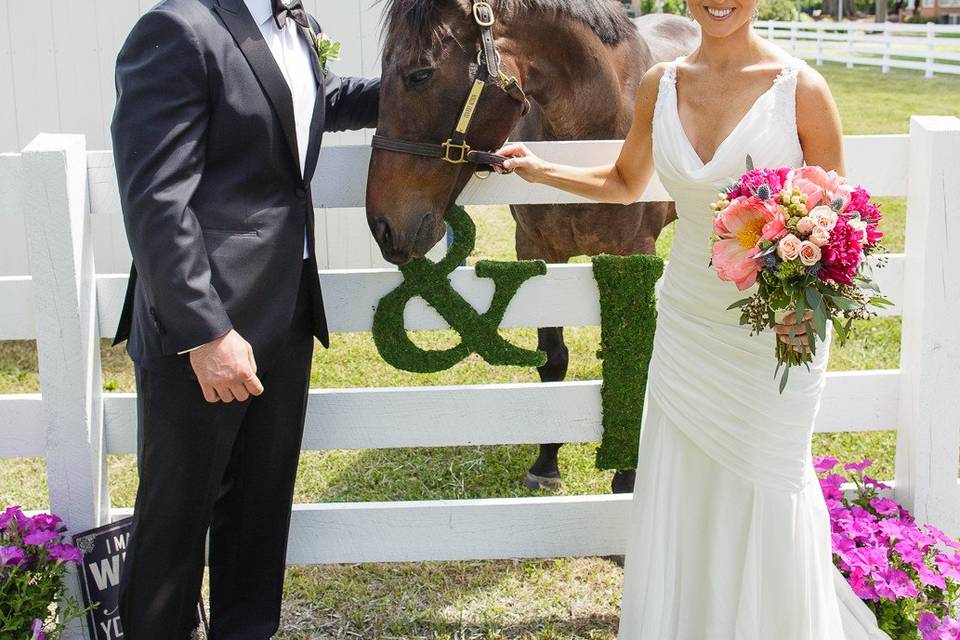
[119,267,314,640]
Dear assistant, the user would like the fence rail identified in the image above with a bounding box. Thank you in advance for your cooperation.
[757,20,960,77]
[0,121,958,640]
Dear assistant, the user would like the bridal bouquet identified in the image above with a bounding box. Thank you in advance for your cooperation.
[816,459,960,640]
[710,160,890,392]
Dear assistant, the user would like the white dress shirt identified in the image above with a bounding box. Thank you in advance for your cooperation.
[180,0,318,355]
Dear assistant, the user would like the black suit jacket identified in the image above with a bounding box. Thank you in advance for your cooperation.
[111,0,379,373]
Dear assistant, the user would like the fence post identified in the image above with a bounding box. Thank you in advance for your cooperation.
[816,23,824,67]
[894,116,960,538]
[847,23,855,69]
[22,134,107,640]
[882,23,891,74]
[925,21,935,79]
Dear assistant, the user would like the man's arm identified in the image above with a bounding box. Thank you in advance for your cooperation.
[112,9,262,403]
[111,9,232,356]
[322,72,381,132]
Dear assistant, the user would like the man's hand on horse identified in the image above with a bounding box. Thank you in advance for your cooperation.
[189,329,265,403]
[495,143,547,182]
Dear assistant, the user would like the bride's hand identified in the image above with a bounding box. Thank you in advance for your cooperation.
[494,143,548,183]
[775,310,815,355]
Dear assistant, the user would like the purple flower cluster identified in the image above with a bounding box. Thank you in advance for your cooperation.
[817,458,960,639]
[1,505,82,569]
[725,167,792,200]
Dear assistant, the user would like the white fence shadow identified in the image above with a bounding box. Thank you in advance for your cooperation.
[0,119,957,574]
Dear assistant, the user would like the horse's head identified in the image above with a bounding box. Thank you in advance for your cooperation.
[366,0,528,265]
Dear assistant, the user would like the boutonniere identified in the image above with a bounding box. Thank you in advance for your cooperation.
[312,32,342,76]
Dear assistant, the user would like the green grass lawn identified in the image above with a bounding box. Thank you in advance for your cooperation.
[0,64,951,638]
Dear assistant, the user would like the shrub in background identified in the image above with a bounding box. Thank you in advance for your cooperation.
[757,0,800,21]
[661,0,687,15]
[1,506,87,640]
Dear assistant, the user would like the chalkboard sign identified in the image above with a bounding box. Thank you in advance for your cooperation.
[73,518,207,640]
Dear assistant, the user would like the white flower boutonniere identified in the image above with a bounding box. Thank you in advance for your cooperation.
[312,33,342,76]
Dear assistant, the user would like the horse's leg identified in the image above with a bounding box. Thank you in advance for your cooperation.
[523,326,570,490]
[511,204,574,491]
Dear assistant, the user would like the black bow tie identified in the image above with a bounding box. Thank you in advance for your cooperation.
[271,0,309,30]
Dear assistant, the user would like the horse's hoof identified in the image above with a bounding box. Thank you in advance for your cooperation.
[611,469,636,494]
[606,554,625,568]
[524,471,563,491]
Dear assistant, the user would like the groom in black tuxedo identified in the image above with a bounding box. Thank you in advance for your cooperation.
[110,0,378,637]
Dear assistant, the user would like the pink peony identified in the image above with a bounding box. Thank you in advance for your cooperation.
[712,197,779,291]
[845,186,882,224]
[819,216,865,286]
[789,166,850,211]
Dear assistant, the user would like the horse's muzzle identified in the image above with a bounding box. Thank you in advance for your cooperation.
[370,210,437,266]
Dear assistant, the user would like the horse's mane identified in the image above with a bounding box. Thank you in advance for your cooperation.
[382,0,636,50]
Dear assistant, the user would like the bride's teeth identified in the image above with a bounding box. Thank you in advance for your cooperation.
[707,7,734,17]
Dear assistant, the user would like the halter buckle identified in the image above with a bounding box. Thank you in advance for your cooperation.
[442,140,472,164]
[473,2,495,27]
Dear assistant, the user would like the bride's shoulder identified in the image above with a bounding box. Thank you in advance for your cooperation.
[794,63,836,113]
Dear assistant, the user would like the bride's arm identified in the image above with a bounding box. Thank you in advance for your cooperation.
[796,66,845,174]
[493,63,668,206]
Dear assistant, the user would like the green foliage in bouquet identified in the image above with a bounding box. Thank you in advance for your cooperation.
[372,205,548,373]
[592,254,663,471]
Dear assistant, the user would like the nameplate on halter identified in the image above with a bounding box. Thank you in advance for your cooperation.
[455,79,486,134]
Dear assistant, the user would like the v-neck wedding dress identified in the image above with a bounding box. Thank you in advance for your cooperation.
[616,58,890,640]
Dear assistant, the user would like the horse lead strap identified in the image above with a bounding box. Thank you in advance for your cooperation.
[370,0,528,168]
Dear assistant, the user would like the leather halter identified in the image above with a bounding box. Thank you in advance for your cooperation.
[370,0,530,171]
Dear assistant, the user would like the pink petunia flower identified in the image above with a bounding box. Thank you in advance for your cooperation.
[918,566,947,590]
[935,553,960,582]
[48,543,82,565]
[872,566,919,600]
[23,529,59,548]
[0,545,25,567]
[870,497,900,516]
[814,456,839,474]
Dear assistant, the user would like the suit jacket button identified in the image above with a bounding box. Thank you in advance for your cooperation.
[295,188,306,199]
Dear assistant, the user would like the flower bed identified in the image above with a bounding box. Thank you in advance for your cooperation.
[818,458,960,639]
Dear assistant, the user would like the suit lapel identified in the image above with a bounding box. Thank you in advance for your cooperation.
[215,0,301,175]
[300,21,325,184]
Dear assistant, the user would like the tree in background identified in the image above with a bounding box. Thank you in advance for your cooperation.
[758,0,801,20]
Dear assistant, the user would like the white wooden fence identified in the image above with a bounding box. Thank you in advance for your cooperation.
[0,118,958,637]
[758,20,960,77]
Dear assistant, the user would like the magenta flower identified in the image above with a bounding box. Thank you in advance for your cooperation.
[872,566,919,600]
[921,612,943,639]
[919,566,947,590]
[31,619,46,640]
[844,459,873,473]
[0,505,29,533]
[0,545,25,567]
[819,216,865,286]
[848,568,878,601]
[926,525,960,550]
[27,513,62,533]
[814,456,838,474]
[820,474,845,501]
[23,529,59,547]
[845,186,883,224]
[870,497,900,516]
[935,553,960,582]
[863,475,891,490]
[939,618,960,640]
[48,543,82,565]
[894,539,925,567]
[725,167,791,200]
[879,518,906,542]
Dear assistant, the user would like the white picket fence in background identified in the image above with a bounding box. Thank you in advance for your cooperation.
[758,20,960,77]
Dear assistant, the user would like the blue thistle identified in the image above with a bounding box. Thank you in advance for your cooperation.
[807,263,823,277]
[755,184,772,201]
[763,253,779,270]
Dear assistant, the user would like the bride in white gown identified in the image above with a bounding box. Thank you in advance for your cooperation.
[494,1,891,638]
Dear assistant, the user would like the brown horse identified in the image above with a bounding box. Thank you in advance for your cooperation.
[366,0,698,493]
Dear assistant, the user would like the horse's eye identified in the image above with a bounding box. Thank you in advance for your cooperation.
[408,68,435,86]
